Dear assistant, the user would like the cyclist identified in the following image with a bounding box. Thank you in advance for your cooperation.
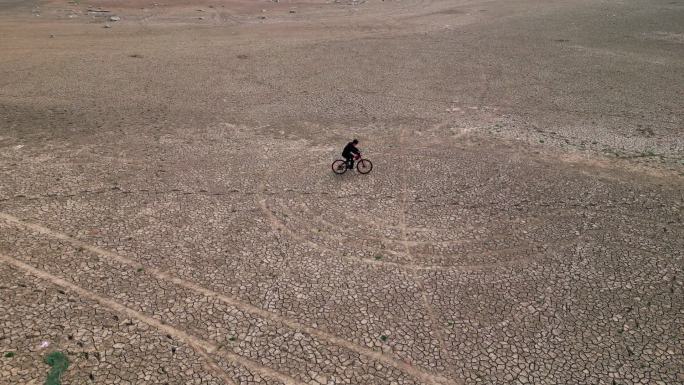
[342,139,360,170]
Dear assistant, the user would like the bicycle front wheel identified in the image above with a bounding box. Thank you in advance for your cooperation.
[332,160,348,174]
[356,159,373,174]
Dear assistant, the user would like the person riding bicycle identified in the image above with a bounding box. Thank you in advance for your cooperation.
[342,139,361,170]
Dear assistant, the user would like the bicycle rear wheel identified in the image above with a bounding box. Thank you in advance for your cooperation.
[332,160,347,174]
[356,159,373,174]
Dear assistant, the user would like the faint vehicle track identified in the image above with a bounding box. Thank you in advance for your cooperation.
[0,211,457,385]
[0,252,248,385]
[397,126,454,379]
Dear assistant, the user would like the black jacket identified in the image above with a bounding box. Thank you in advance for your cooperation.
[342,142,360,158]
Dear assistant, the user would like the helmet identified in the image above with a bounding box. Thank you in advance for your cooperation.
[352,139,359,144]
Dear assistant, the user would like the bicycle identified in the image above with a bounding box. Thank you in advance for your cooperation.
[332,154,373,175]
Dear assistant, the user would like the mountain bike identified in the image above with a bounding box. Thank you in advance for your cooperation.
[332,154,373,175]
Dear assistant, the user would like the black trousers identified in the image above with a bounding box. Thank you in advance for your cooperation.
[343,155,355,169]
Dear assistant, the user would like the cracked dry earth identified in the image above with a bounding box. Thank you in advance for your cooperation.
[1,0,683,384]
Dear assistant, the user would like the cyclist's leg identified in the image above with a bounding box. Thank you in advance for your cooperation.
[344,155,353,169]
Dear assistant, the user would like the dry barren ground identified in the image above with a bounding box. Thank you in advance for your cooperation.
[0,0,683,384]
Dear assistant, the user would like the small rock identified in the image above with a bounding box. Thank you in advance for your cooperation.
[109,16,120,21]
[103,24,111,28]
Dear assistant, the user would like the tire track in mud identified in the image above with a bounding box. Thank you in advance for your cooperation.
[276,195,581,248]
[256,184,423,270]
[254,191,653,273]
[0,212,455,385]
[0,252,290,385]
[257,168,595,272]
[397,126,454,380]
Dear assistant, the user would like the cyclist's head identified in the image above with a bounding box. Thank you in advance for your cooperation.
[352,139,359,145]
